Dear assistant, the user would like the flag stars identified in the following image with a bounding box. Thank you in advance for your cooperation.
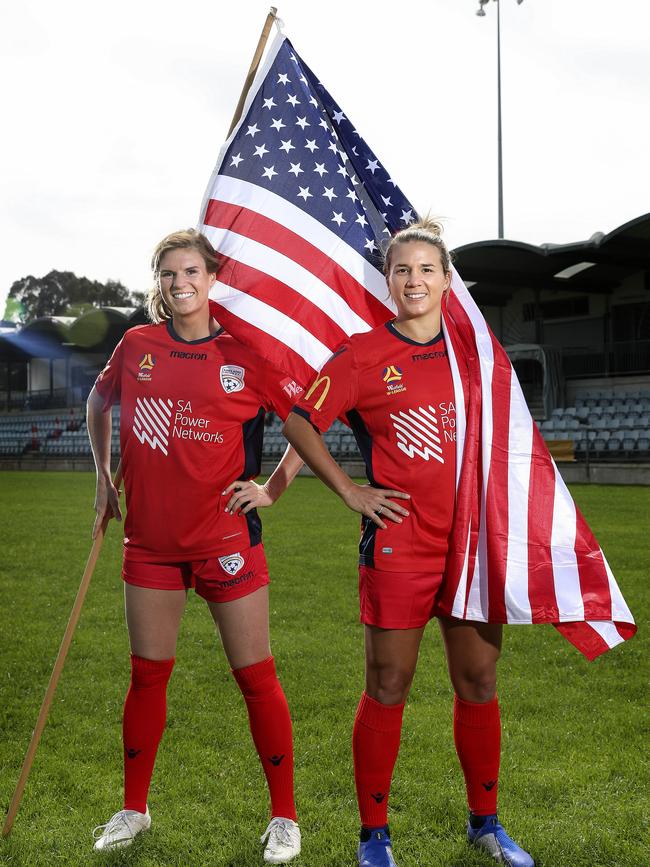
[387,177,398,187]
[295,116,310,129]
[309,96,319,108]
[299,74,308,85]
[279,139,296,153]
[313,162,327,177]
[332,211,346,226]
[254,144,269,158]
[337,164,348,178]
[262,165,278,180]
[319,118,329,130]
[366,159,380,174]
[364,238,377,252]
[297,186,313,201]
[277,73,290,85]
[262,97,277,110]
[381,194,393,207]
[305,139,318,152]
[287,94,300,107]
[355,214,368,228]
[322,186,337,201]
[288,162,304,176]
[270,117,286,131]
[246,123,260,138]
[332,109,346,123]
[327,141,339,154]
[346,188,358,203]
[400,209,414,224]
[230,153,244,168]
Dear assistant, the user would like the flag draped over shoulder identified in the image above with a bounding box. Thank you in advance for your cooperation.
[198,31,636,660]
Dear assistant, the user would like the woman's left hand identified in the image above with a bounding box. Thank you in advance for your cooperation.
[222,480,273,515]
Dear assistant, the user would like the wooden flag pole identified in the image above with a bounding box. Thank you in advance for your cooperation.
[227,6,278,137]
[2,463,123,838]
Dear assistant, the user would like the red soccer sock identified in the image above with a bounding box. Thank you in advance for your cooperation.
[122,654,175,813]
[232,656,297,821]
[453,694,501,815]
[353,691,405,828]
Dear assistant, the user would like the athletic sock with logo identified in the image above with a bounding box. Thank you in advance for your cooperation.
[353,691,405,828]
[453,694,501,815]
[232,656,297,821]
[122,654,175,813]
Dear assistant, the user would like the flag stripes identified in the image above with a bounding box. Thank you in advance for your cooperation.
[198,31,635,659]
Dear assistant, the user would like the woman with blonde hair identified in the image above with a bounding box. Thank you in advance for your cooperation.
[284,219,534,867]
[88,229,302,863]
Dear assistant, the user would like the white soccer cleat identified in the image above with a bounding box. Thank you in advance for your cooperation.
[92,807,151,851]
[261,816,301,863]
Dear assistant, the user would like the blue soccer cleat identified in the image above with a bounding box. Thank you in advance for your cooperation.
[357,825,398,867]
[467,814,535,867]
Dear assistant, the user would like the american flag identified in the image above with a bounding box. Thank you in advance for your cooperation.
[199,32,636,659]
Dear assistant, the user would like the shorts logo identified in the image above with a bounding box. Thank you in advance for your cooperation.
[133,396,173,455]
[218,553,245,575]
[390,405,444,464]
[220,365,245,393]
[137,353,156,382]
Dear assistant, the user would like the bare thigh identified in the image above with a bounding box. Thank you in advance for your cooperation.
[207,585,271,670]
[124,583,186,660]
[364,624,426,705]
[438,616,503,703]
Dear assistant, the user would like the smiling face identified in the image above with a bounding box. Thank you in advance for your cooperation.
[386,241,451,329]
[157,248,215,321]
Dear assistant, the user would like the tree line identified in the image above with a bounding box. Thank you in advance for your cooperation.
[4,271,146,324]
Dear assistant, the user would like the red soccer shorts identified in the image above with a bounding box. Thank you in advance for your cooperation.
[359,565,444,629]
[122,543,270,603]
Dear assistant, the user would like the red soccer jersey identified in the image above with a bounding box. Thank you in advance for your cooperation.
[293,321,457,572]
[94,320,302,562]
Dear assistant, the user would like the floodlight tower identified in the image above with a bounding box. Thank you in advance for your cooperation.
[476,0,525,239]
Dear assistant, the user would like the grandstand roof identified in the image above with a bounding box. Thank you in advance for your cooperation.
[453,212,650,307]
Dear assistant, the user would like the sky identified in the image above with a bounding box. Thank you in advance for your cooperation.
[1,0,649,316]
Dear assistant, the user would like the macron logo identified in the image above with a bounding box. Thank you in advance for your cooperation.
[133,397,173,456]
[390,405,444,464]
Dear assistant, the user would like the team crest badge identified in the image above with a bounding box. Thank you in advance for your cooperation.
[382,364,406,395]
[220,365,245,393]
[218,553,245,575]
[137,353,156,382]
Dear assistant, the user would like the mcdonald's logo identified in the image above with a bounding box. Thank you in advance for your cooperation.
[305,374,331,411]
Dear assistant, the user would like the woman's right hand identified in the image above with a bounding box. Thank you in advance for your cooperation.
[92,476,123,539]
[340,483,410,530]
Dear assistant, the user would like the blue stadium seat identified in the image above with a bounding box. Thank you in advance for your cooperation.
[606,438,621,453]
[637,437,650,453]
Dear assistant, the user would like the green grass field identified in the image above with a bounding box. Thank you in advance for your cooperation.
[0,473,647,866]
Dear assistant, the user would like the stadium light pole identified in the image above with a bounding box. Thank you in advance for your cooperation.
[476,0,524,239]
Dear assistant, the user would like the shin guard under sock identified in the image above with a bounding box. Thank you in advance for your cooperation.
[123,654,175,813]
[232,656,297,821]
[453,694,501,815]
[353,691,405,828]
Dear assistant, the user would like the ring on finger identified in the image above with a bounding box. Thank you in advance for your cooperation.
[375,505,383,516]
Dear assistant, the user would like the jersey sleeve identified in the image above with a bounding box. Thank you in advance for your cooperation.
[260,364,305,422]
[292,344,356,432]
[93,336,125,411]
